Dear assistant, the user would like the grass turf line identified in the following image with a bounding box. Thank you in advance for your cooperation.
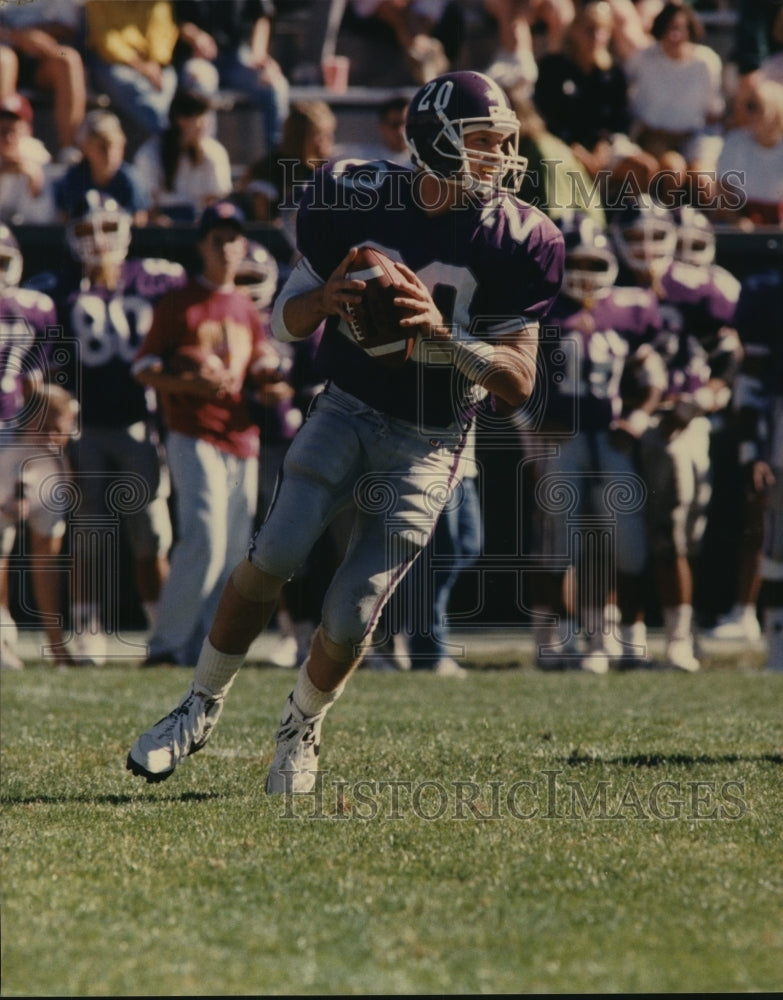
[1,661,781,995]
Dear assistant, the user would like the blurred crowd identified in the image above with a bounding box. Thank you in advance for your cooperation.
[0,1,781,230]
[1,0,783,673]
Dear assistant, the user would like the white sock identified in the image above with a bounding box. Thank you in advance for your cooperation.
[1,604,18,646]
[763,607,783,671]
[740,603,759,623]
[663,605,693,643]
[74,601,100,633]
[292,661,345,717]
[142,601,158,631]
[620,620,647,658]
[193,638,244,697]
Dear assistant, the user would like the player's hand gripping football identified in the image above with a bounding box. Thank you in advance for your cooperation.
[391,262,448,346]
[325,247,368,326]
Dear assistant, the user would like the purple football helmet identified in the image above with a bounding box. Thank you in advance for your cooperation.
[405,71,527,196]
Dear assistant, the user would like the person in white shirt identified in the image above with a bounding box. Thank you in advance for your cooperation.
[717,78,783,227]
[625,1,724,194]
[133,85,232,224]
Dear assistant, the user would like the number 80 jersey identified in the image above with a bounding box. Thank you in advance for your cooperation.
[60,257,187,427]
[297,160,565,428]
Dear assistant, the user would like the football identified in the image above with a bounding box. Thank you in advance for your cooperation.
[344,246,420,370]
[166,345,225,376]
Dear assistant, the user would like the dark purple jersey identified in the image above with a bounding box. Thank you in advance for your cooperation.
[543,285,661,431]
[296,160,565,428]
[0,286,57,429]
[732,269,783,462]
[60,258,187,427]
[654,261,741,400]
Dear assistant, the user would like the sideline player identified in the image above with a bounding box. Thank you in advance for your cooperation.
[609,199,741,671]
[526,213,666,673]
[1,226,78,668]
[127,70,565,791]
[41,192,184,662]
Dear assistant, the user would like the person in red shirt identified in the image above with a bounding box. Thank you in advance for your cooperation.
[133,201,286,665]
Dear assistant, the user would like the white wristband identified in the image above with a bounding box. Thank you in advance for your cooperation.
[414,326,496,383]
[624,409,651,436]
[452,336,496,382]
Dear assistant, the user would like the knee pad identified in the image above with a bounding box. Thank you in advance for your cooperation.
[320,586,378,654]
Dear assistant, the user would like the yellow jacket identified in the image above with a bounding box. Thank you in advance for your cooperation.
[85,1,179,66]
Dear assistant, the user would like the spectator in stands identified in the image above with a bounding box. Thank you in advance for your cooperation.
[624,2,724,202]
[0,47,18,101]
[730,0,783,120]
[172,0,290,153]
[484,0,575,92]
[0,94,55,225]
[509,88,605,226]
[340,95,412,166]
[759,4,783,84]
[349,0,454,84]
[133,83,233,224]
[84,0,180,143]
[716,78,783,227]
[53,110,150,226]
[239,100,337,246]
[534,2,633,179]
[0,0,87,161]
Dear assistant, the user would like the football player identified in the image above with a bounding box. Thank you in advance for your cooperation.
[609,199,742,671]
[1,227,79,668]
[527,213,667,672]
[127,70,565,789]
[47,191,186,662]
[672,207,763,644]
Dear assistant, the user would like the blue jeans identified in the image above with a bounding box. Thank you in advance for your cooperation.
[88,57,178,134]
[215,49,290,150]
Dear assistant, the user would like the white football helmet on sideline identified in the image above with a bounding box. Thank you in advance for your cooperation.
[608,199,677,284]
[0,224,23,290]
[673,206,716,268]
[235,241,279,310]
[559,213,618,303]
[66,190,132,270]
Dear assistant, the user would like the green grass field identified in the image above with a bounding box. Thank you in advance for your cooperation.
[1,649,782,996]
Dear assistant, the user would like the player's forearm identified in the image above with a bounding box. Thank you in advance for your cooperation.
[422,326,538,408]
[276,288,330,342]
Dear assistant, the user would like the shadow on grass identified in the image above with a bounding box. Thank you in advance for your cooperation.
[564,751,783,767]
[0,790,224,806]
